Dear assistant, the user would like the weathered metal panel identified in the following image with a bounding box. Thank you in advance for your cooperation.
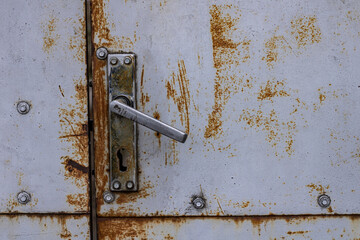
[92,0,360,217]
[0,215,89,240]
[98,216,360,240]
[0,0,89,212]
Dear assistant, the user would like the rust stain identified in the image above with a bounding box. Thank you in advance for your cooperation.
[66,193,88,212]
[319,93,326,103]
[287,230,309,235]
[92,50,109,212]
[97,216,360,239]
[67,16,86,63]
[205,5,251,139]
[262,35,291,68]
[59,85,65,97]
[327,206,334,213]
[239,108,296,157]
[165,140,179,166]
[165,60,191,133]
[306,183,329,195]
[257,80,289,101]
[92,0,134,50]
[241,201,250,208]
[140,64,150,110]
[153,111,161,147]
[114,180,154,206]
[291,16,321,48]
[42,16,59,53]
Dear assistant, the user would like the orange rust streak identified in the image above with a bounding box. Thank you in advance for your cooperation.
[58,85,65,97]
[204,5,249,139]
[153,111,161,147]
[165,60,191,133]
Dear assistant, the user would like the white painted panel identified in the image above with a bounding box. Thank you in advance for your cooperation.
[98,216,360,240]
[0,0,88,213]
[0,215,89,240]
[93,0,360,216]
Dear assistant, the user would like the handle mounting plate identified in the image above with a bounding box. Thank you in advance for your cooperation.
[108,53,137,192]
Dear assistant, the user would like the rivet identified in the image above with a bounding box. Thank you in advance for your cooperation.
[126,181,134,189]
[17,191,31,204]
[192,197,205,209]
[17,101,30,114]
[103,191,115,203]
[124,57,132,65]
[318,194,331,208]
[110,57,118,65]
[96,47,108,60]
[112,181,121,190]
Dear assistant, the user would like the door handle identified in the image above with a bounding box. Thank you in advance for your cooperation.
[110,97,187,143]
[96,48,188,192]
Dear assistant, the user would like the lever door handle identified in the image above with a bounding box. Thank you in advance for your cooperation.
[110,97,188,143]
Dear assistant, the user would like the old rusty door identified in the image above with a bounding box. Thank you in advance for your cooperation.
[92,0,360,239]
[0,0,90,239]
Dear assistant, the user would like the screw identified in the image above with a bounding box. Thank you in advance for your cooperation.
[110,57,118,65]
[126,181,134,189]
[103,191,115,203]
[124,57,132,65]
[192,197,205,209]
[318,194,331,208]
[17,101,30,114]
[17,191,31,204]
[96,47,108,60]
[112,181,121,190]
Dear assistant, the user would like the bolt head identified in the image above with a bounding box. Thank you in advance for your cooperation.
[17,191,31,204]
[192,197,205,209]
[112,181,121,190]
[103,191,115,203]
[124,57,132,65]
[96,47,108,60]
[318,194,331,208]
[126,181,134,189]
[110,57,118,65]
[17,101,30,114]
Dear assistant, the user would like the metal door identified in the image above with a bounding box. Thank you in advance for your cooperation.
[92,0,360,239]
[0,0,90,239]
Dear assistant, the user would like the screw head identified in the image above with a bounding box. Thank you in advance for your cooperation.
[110,57,118,65]
[96,47,108,60]
[103,191,115,203]
[126,181,134,189]
[318,194,331,208]
[192,197,205,209]
[17,191,31,204]
[17,101,30,114]
[112,181,121,190]
[124,57,132,65]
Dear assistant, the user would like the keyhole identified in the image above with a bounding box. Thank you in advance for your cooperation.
[117,149,127,172]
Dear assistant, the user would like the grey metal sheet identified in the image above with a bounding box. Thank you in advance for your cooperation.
[0,0,89,213]
[92,0,360,216]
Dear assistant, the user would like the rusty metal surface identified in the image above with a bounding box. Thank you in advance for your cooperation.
[0,215,89,240]
[92,0,360,217]
[0,0,89,213]
[108,53,138,192]
[98,216,360,240]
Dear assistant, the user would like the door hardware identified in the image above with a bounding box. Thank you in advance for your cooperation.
[97,48,187,192]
